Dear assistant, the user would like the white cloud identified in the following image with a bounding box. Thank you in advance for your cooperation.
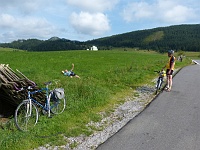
[122,2,153,22]
[122,0,198,24]
[70,12,110,36]
[163,6,194,23]
[66,0,118,37]
[0,0,44,14]
[66,0,119,12]
[0,14,16,28]
[0,31,16,43]
[0,14,57,42]
[0,0,199,43]
[157,1,196,23]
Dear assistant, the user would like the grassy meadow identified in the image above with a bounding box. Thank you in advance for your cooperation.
[0,48,192,150]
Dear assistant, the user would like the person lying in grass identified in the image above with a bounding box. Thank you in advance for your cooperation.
[62,63,80,78]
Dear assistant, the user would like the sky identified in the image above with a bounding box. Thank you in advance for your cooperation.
[0,0,199,43]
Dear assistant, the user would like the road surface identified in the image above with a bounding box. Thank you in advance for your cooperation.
[97,61,200,150]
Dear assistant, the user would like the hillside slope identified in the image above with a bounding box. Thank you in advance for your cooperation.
[0,24,200,52]
[86,24,200,52]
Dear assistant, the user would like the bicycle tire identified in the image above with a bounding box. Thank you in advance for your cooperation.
[159,80,163,90]
[156,78,161,94]
[49,93,66,114]
[15,100,39,131]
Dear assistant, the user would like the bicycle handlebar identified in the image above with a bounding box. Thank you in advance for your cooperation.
[17,81,52,93]
[154,70,160,73]
[154,70,165,73]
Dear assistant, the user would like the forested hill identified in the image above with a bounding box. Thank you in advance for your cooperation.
[0,24,200,52]
[86,24,200,52]
[0,38,87,52]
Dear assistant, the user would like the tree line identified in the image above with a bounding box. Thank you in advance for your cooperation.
[0,24,200,52]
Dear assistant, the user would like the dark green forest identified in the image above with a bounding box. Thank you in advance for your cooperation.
[1,24,200,52]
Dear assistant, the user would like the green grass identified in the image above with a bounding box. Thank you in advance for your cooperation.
[0,47,23,52]
[183,51,200,59]
[0,49,192,150]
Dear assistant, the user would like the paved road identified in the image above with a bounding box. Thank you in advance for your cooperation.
[97,61,200,150]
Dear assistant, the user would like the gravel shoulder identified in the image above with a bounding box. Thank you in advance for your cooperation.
[37,80,161,150]
[73,85,156,150]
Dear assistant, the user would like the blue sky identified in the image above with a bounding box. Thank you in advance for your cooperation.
[0,0,199,43]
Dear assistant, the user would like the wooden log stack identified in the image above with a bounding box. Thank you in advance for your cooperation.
[0,64,45,117]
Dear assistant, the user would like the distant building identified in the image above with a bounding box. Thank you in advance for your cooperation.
[91,46,98,51]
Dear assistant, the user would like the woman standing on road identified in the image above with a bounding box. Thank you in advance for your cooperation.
[162,50,176,92]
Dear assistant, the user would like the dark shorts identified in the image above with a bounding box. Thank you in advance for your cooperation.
[70,72,76,76]
[166,69,173,75]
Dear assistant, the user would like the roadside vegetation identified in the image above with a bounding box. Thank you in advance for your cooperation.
[0,48,193,150]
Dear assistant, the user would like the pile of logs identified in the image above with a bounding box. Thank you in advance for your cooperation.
[0,64,45,117]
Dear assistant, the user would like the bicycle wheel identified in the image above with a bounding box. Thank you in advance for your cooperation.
[159,79,163,90]
[156,78,161,94]
[15,100,39,131]
[49,93,66,114]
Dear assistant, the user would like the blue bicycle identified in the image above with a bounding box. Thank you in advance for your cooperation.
[14,81,66,131]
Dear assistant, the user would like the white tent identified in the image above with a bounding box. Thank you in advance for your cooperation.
[91,46,98,51]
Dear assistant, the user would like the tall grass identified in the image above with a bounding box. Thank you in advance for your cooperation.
[0,49,191,150]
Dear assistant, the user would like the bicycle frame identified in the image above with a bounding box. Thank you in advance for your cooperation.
[26,87,52,117]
